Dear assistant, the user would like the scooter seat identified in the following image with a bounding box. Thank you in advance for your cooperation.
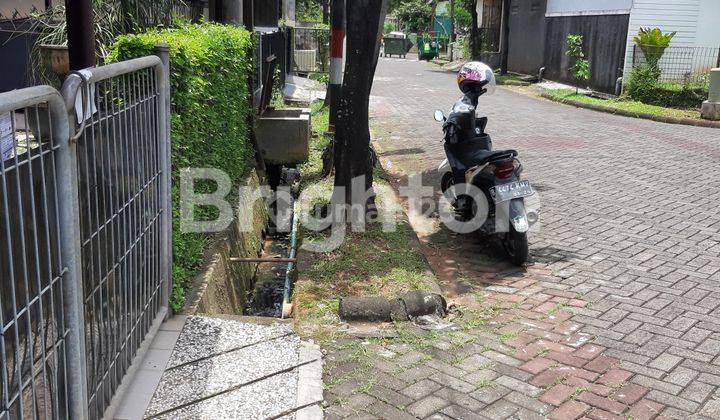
[462,149,518,167]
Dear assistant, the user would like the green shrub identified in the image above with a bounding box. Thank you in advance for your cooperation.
[625,64,708,109]
[633,27,676,71]
[566,34,590,93]
[108,22,255,311]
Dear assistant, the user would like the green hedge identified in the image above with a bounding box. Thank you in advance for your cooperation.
[625,64,708,109]
[108,22,255,311]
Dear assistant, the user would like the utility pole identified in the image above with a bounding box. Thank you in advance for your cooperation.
[329,0,345,128]
[65,0,96,70]
[323,0,330,24]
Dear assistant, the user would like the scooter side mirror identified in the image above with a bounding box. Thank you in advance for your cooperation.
[433,109,445,122]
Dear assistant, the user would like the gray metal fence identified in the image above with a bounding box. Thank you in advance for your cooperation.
[0,50,171,419]
[631,44,720,85]
[0,85,80,420]
[291,27,330,74]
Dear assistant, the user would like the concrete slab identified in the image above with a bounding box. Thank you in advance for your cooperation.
[153,370,300,419]
[146,336,301,416]
[167,316,293,368]
[113,315,322,419]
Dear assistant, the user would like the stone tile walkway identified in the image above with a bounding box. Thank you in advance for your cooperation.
[320,55,720,419]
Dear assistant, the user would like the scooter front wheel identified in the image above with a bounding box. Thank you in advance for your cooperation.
[504,226,529,266]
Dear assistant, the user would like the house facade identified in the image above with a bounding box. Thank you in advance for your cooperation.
[491,0,720,93]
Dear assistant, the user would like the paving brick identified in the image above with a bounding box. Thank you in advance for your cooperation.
[547,350,588,368]
[679,380,714,403]
[564,376,613,397]
[356,57,720,419]
[584,356,619,373]
[539,383,575,406]
[481,399,521,418]
[520,357,554,374]
[530,368,570,387]
[586,408,624,420]
[407,395,450,418]
[575,344,606,360]
[626,399,665,420]
[505,390,552,415]
[577,392,627,415]
[648,353,683,372]
[613,383,648,405]
[664,366,697,387]
[549,400,590,420]
[631,375,682,396]
[366,384,413,408]
[596,369,633,387]
[427,372,475,393]
[440,404,486,420]
[401,379,442,400]
[469,385,511,405]
[365,400,416,420]
[342,393,377,411]
[495,375,543,397]
[646,390,699,413]
[433,387,485,412]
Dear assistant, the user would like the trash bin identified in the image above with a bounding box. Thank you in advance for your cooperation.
[382,31,413,58]
[418,34,440,61]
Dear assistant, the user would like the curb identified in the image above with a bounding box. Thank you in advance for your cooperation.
[540,92,720,129]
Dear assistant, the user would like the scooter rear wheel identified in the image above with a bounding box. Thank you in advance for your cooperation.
[504,227,529,266]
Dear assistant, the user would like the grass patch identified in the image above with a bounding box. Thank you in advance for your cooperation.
[543,88,701,120]
[495,72,528,85]
[293,101,438,342]
[477,379,495,388]
[298,101,331,190]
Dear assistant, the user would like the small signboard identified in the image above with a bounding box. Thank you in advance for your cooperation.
[1,112,13,161]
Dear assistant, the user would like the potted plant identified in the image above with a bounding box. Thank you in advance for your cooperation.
[39,44,70,78]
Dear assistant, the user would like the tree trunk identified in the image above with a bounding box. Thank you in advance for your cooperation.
[333,0,387,209]
[323,0,330,23]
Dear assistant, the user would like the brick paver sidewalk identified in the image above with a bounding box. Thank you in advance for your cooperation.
[321,56,720,419]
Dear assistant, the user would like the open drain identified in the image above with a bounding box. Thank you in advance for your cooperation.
[232,167,300,318]
[243,234,292,317]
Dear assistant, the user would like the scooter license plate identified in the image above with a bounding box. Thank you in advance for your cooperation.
[489,180,534,203]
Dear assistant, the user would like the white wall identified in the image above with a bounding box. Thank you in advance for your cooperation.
[623,0,705,81]
[546,0,632,16]
[695,0,720,48]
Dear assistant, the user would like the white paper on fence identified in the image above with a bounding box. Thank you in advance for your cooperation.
[74,69,97,123]
[1,112,13,161]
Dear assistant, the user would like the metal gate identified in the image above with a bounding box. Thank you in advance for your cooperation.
[0,50,171,419]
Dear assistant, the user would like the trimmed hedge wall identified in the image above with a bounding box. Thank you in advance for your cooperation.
[625,64,709,109]
[108,23,255,311]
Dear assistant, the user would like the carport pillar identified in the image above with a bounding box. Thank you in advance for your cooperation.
[329,0,345,129]
[499,0,510,74]
[65,0,96,70]
[701,68,720,120]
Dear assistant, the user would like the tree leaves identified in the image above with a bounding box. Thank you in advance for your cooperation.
[566,34,590,91]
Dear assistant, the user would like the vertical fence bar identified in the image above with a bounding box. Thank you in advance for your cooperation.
[153,44,172,312]
[53,88,90,420]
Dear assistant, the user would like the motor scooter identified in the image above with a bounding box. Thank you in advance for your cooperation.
[433,108,537,265]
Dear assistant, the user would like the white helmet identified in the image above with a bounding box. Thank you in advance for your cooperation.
[457,61,496,96]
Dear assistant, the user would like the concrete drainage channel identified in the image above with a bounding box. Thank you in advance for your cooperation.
[112,169,323,420]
